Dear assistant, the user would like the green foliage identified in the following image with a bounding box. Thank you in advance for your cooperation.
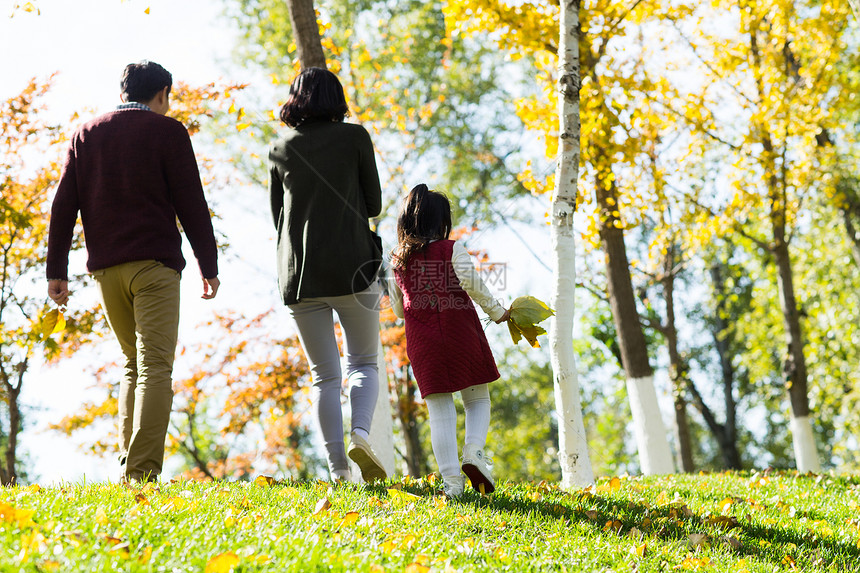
[228,0,538,222]
[1,472,857,571]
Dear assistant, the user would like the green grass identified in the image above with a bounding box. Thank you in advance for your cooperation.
[1,471,858,572]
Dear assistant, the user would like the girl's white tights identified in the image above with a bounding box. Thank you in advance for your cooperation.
[424,384,491,479]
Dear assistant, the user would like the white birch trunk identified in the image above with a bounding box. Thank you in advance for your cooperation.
[350,340,396,481]
[626,375,675,474]
[790,415,821,474]
[550,0,594,490]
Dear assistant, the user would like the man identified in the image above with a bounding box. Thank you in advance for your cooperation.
[46,61,220,483]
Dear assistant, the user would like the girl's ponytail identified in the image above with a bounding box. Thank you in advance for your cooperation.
[391,183,452,269]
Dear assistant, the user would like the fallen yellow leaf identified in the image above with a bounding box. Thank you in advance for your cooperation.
[253,475,276,488]
[138,546,153,564]
[205,551,240,573]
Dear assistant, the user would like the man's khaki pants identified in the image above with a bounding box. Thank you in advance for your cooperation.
[93,260,180,481]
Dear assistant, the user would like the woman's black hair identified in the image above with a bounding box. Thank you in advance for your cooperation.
[391,184,453,269]
[120,60,172,103]
[279,67,349,127]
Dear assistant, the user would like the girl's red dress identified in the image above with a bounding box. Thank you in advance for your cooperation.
[394,240,500,397]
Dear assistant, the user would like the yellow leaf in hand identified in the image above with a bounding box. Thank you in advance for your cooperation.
[507,318,523,345]
[507,296,554,348]
[40,308,64,337]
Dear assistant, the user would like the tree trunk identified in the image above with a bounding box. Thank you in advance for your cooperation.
[1,362,23,485]
[773,240,820,472]
[396,369,429,477]
[548,0,594,490]
[749,24,820,473]
[594,170,674,475]
[285,0,327,69]
[707,263,742,469]
[661,246,694,472]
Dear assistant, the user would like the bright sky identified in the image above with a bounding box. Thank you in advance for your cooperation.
[2,0,560,485]
[1,0,270,485]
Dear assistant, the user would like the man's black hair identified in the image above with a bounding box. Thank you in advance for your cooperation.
[120,60,173,103]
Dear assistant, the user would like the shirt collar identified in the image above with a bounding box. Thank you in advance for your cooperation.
[116,102,152,112]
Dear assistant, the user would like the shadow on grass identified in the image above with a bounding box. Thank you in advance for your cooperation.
[358,477,860,570]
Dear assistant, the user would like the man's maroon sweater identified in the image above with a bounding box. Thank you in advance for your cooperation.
[46,108,218,281]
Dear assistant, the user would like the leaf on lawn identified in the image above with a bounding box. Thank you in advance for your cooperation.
[584,510,599,521]
[680,556,711,569]
[688,533,709,549]
[386,488,421,506]
[340,511,360,526]
[138,546,153,564]
[705,515,739,529]
[718,497,734,514]
[253,475,276,488]
[630,542,647,557]
[205,551,240,573]
[405,564,430,573]
[94,506,109,526]
[609,476,622,491]
[313,497,331,515]
[134,493,149,505]
[722,535,742,550]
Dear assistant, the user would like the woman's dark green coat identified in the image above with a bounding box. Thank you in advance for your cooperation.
[269,121,382,305]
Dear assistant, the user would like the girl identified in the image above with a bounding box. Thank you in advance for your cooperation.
[389,184,509,497]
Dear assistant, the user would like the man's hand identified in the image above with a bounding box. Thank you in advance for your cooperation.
[48,279,70,307]
[202,277,220,300]
[494,307,511,324]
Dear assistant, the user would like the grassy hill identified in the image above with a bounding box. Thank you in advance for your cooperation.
[1,471,857,571]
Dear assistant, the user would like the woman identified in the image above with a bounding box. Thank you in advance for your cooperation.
[269,67,386,483]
